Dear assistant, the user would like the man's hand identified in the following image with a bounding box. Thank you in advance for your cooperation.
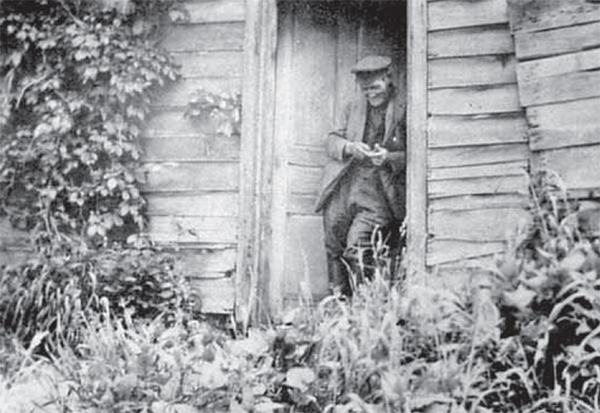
[344,141,371,160]
[368,144,388,166]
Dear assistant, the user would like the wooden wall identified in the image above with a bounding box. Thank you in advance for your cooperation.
[508,0,600,199]
[426,0,530,268]
[141,0,245,313]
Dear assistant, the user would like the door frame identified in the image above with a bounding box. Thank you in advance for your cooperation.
[238,0,428,321]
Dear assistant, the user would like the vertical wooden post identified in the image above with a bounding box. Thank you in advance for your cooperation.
[406,0,428,283]
[237,0,278,326]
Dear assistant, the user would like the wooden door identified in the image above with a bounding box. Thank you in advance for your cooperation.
[270,1,406,309]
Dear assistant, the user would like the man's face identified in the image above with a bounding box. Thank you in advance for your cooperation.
[357,71,392,107]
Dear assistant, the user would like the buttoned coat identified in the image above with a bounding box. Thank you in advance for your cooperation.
[314,87,407,220]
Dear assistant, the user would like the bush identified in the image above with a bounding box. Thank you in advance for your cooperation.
[0,239,191,353]
[488,169,600,410]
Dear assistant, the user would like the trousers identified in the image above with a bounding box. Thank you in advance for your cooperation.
[322,163,396,295]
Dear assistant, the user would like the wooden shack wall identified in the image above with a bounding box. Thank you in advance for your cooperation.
[141,0,245,313]
[425,0,530,269]
[508,0,600,199]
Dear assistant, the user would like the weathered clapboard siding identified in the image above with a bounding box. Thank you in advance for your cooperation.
[429,25,515,58]
[508,0,600,200]
[528,97,600,151]
[429,55,517,88]
[426,0,529,266]
[428,115,527,148]
[508,0,600,33]
[140,0,245,313]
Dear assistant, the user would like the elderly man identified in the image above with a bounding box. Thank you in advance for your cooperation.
[315,55,406,296]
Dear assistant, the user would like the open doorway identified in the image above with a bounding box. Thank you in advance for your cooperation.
[270,1,407,307]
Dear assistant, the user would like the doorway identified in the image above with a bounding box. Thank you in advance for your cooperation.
[270,1,407,307]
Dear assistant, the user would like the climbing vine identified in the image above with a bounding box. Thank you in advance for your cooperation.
[0,0,179,248]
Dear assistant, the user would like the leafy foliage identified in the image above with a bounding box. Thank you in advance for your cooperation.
[0,239,191,352]
[185,89,242,138]
[488,169,600,411]
[0,0,179,247]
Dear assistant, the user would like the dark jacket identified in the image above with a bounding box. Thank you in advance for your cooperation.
[314,88,406,220]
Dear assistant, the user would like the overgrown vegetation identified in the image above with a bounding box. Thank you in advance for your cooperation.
[1,1,598,412]
[1,169,598,412]
[0,0,179,245]
[0,0,189,350]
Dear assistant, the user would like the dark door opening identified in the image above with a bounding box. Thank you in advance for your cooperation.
[270,0,407,307]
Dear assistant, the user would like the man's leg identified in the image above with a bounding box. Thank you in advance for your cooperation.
[323,193,353,297]
[345,211,391,283]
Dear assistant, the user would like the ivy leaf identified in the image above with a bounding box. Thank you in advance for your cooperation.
[83,66,98,81]
[107,177,118,191]
[285,367,316,393]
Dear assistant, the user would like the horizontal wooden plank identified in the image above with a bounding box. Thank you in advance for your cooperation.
[427,239,506,266]
[147,216,238,244]
[430,207,530,242]
[145,192,238,216]
[288,146,327,167]
[156,77,242,107]
[519,70,600,107]
[171,247,237,277]
[161,22,244,52]
[182,0,245,24]
[567,188,600,200]
[188,276,235,314]
[429,84,521,115]
[289,165,321,195]
[172,51,244,78]
[141,161,239,192]
[141,135,240,161]
[530,125,600,151]
[514,22,600,60]
[143,110,219,138]
[429,143,529,168]
[429,174,529,198]
[527,98,600,149]
[531,144,600,192]
[429,55,517,88]
[429,0,508,31]
[429,160,528,180]
[508,0,600,34]
[429,25,514,58]
[284,215,328,298]
[428,114,528,148]
[288,194,318,216]
[429,193,530,212]
[517,49,600,84]
[527,97,600,128]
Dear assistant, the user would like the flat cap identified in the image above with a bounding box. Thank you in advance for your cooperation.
[351,55,391,74]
